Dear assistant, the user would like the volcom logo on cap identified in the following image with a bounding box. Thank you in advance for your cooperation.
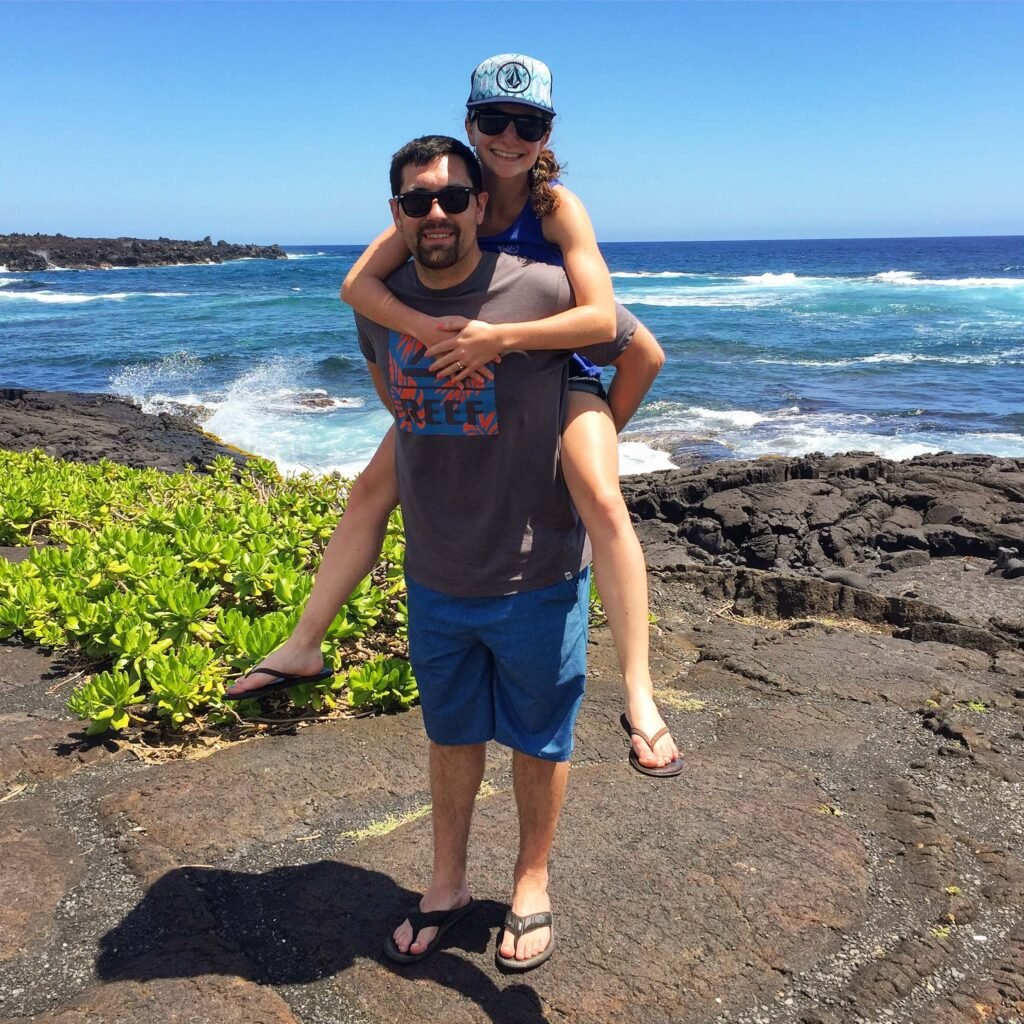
[496,61,530,94]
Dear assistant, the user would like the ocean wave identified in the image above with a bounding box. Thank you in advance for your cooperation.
[871,270,1024,288]
[609,270,696,279]
[285,252,328,259]
[638,403,804,431]
[617,440,677,475]
[0,290,189,305]
[617,292,782,309]
[753,347,1024,368]
[739,272,802,285]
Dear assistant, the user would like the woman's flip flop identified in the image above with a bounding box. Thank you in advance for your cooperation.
[620,712,684,777]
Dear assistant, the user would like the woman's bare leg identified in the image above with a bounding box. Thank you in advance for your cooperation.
[226,427,399,695]
[560,393,679,769]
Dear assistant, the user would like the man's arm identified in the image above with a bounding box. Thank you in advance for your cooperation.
[605,322,665,434]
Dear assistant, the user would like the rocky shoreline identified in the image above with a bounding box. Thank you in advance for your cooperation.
[0,234,287,272]
[1,391,1022,1024]
[0,388,248,473]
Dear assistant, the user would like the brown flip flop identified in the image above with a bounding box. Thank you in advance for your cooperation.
[495,909,555,972]
[620,712,684,777]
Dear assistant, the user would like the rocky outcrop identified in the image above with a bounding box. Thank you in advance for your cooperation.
[0,389,248,473]
[622,452,1024,578]
[1,405,1023,1024]
[0,234,287,272]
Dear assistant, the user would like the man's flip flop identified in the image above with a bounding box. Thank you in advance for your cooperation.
[495,909,555,972]
[223,666,333,700]
[383,897,476,964]
[620,712,685,778]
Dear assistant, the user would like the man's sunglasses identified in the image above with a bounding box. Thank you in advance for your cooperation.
[394,186,477,218]
[471,109,551,144]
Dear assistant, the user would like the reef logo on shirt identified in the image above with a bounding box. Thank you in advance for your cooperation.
[388,331,499,436]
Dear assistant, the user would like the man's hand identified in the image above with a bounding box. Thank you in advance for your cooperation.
[427,319,505,384]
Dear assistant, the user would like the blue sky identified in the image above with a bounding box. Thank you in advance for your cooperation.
[3,1,1022,243]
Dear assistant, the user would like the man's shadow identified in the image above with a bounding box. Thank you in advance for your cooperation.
[97,860,547,1024]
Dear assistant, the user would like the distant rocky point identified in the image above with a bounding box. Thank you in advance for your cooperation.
[0,233,288,271]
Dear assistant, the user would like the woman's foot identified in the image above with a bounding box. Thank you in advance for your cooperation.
[224,639,326,697]
[391,882,472,957]
[498,870,552,963]
[624,691,679,769]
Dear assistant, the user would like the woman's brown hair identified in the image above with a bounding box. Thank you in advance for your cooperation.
[529,145,563,219]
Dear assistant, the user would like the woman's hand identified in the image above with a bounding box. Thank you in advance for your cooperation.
[427,319,507,383]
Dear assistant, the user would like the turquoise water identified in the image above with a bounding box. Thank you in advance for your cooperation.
[2,236,1023,474]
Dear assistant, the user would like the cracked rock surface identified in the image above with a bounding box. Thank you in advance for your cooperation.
[1,447,1022,1023]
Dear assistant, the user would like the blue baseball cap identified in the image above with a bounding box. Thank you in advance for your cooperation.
[467,54,555,117]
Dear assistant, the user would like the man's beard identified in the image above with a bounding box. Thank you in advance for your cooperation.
[415,221,462,269]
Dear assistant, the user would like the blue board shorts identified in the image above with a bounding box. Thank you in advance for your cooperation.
[405,568,590,762]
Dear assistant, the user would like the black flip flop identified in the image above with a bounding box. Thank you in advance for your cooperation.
[384,897,476,964]
[223,666,333,700]
[495,909,555,972]
[620,712,685,777]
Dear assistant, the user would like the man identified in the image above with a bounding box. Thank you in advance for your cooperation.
[356,135,638,972]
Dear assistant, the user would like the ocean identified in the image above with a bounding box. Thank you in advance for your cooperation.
[2,235,1023,476]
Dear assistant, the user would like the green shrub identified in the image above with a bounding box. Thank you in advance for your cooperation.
[0,449,412,736]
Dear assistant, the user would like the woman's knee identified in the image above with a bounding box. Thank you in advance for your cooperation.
[573,480,633,539]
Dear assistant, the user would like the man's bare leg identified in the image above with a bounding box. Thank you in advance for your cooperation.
[391,740,486,955]
[498,751,569,962]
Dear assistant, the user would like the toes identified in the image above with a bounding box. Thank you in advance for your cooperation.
[393,921,412,953]
[499,930,516,959]
[410,926,437,953]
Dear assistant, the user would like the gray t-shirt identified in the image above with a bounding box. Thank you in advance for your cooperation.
[356,250,634,597]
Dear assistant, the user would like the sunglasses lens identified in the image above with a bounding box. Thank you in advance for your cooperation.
[398,188,472,217]
[474,111,549,142]
[516,119,548,142]
[437,189,471,214]
[475,113,508,136]
[400,194,432,217]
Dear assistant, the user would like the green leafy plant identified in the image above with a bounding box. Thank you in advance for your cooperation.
[67,669,145,735]
[0,449,417,735]
[347,658,418,712]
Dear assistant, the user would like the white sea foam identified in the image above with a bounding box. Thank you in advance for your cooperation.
[0,290,189,304]
[609,270,695,279]
[739,272,801,285]
[285,251,328,259]
[872,270,919,283]
[615,290,781,309]
[754,347,1024,368]
[871,270,1024,288]
[618,441,677,475]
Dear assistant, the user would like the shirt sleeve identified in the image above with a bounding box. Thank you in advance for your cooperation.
[575,300,636,366]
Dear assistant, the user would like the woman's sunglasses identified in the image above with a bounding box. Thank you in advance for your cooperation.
[394,186,477,218]
[471,109,551,144]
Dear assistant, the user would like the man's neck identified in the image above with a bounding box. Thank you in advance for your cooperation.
[414,246,484,291]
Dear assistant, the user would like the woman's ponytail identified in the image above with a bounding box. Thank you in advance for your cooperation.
[529,146,563,219]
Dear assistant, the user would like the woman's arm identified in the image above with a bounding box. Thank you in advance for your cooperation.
[341,226,461,348]
[428,187,619,378]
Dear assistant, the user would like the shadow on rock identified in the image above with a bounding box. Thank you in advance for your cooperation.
[97,860,548,1024]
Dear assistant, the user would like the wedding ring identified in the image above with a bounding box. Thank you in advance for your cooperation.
[456,360,464,371]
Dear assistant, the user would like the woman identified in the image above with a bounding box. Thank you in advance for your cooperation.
[228,56,681,785]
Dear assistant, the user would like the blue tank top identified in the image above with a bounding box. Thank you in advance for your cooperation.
[479,196,564,267]
[478,192,600,378]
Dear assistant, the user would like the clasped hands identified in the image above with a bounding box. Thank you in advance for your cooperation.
[423,317,507,387]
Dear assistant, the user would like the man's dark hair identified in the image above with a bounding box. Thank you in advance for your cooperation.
[389,135,483,197]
